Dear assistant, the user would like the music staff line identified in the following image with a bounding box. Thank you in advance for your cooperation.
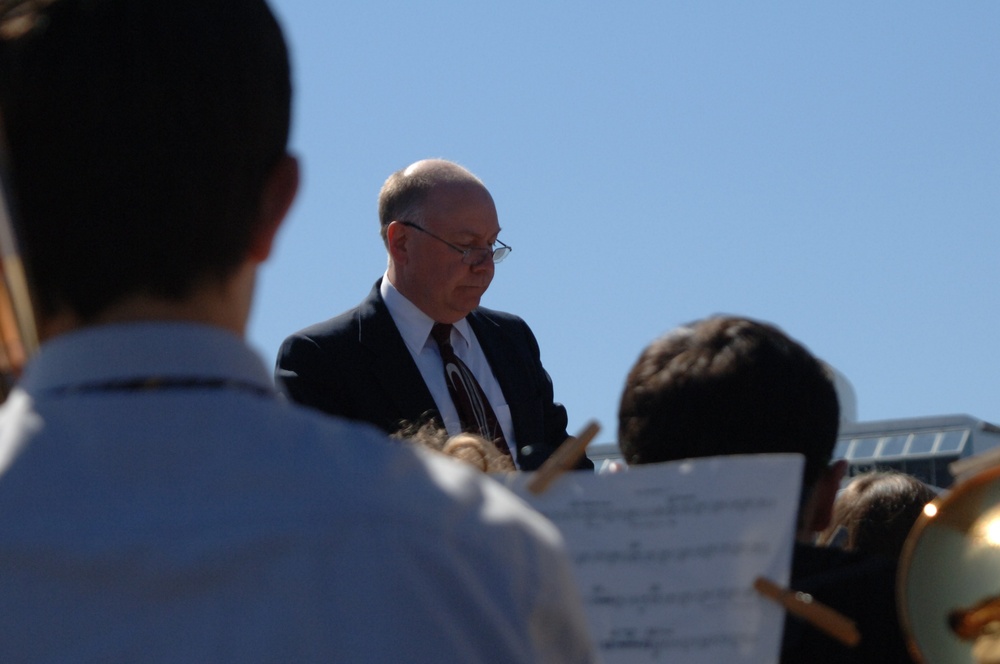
[599,625,760,659]
[541,495,780,529]
[574,540,771,567]
[585,583,759,613]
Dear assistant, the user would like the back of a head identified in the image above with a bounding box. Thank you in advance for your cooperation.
[819,470,937,561]
[441,433,516,473]
[618,316,840,491]
[393,419,515,473]
[0,0,291,321]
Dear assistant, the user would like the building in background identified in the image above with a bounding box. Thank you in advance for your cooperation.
[590,413,1000,489]
[836,414,1000,489]
[590,362,1000,486]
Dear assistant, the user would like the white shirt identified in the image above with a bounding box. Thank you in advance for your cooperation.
[0,322,595,663]
[381,275,519,461]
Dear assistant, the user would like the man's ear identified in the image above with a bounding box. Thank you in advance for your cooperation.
[385,220,409,265]
[249,153,299,263]
[805,459,848,534]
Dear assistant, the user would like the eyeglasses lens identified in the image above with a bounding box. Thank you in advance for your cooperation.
[492,246,511,263]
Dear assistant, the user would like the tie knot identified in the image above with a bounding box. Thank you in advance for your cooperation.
[431,323,453,349]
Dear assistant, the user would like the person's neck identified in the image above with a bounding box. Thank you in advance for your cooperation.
[41,264,255,340]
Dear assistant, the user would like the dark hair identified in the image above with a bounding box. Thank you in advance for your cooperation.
[817,470,937,561]
[0,0,292,320]
[618,316,840,491]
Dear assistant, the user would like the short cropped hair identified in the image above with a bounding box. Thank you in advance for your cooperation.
[618,316,840,491]
[377,161,484,246]
[0,0,291,320]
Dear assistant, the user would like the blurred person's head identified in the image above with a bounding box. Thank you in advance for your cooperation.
[817,470,937,560]
[394,418,515,473]
[618,315,843,538]
[0,0,297,331]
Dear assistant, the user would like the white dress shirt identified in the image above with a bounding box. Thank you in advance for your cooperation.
[0,321,595,663]
[381,275,518,461]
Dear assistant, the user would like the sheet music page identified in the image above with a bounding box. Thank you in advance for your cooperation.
[507,454,803,664]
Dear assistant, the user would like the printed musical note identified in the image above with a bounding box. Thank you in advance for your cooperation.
[509,454,804,664]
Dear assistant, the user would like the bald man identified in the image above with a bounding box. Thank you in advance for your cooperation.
[276,159,591,471]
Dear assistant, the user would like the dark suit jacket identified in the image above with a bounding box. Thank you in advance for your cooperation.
[781,543,915,664]
[275,280,592,471]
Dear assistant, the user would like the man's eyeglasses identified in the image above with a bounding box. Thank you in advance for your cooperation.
[400,221,512,265]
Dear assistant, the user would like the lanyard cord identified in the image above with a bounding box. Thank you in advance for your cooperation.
[45,376,274,398]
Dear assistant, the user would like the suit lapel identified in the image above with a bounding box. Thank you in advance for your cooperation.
[359,281,439,425]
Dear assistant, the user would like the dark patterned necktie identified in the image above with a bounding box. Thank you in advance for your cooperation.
[431,323,511,458]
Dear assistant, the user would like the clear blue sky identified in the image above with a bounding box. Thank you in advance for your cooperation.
[250,1,1000,444]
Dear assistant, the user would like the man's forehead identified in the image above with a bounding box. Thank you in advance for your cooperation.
[423,188,500,239]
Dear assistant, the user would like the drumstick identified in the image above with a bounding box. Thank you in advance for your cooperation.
[0,114,38,400]
[526,420,600,495]
[754,576,861,647]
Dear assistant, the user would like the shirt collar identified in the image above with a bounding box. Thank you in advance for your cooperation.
[19,321,275,395]
[381,274,473,354]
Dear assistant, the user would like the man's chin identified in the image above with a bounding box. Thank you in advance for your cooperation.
[452,294,483,317]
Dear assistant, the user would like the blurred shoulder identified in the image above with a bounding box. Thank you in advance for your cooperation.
[276,400,561,543]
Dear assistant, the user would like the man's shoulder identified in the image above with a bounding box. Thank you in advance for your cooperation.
[273,404,554,534]
[0,394,587,663]
[468,307,545,359]
[471,305,527,327]
[284,307,362,343]
[279,282,384,348]
[791,542,897,589]
[7,386,562,560]
[276,406,572,592]
[789,542,899,617]
[784,543,910,663]
[252,408,588,662]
